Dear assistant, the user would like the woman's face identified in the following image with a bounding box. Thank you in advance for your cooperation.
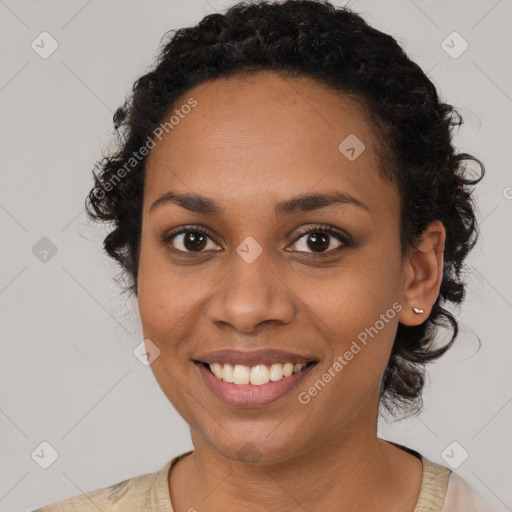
[138,72,413,464]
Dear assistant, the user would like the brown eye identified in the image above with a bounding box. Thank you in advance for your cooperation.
[165,229,220,253]
[288,225,351,254]
[305,232,330,252]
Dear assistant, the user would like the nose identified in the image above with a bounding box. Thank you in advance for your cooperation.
[206,248,296,334]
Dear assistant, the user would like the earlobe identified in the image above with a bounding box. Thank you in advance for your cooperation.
[398,220,446,326]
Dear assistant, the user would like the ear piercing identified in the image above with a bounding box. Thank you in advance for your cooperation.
[412,307,424,314]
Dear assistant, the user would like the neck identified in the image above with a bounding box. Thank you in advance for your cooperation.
[169,425,422,512]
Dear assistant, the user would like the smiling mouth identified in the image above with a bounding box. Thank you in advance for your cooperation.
[195,360,318,385]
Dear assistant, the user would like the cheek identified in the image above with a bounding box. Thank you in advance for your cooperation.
[136,235,212,356]
[302,277,399,374]
[295,286,400,422]
[137,233,180,341]
[296,242,402,389]
[138,272,192,348]
[136,242,204,421]
[304,245,402,333]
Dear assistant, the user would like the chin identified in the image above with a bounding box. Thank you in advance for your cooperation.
[200,426,312,467]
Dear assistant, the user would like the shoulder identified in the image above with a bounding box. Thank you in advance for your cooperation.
[441,472,508,512]
[416,454,505,512]
[30,459,175,512]
[414,455,452,511]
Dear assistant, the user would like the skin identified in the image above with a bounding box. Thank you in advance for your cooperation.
[137,71,446,512]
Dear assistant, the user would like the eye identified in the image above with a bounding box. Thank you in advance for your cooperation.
[163,225,220,253]
[162,224,352,256]
[287,224,351,255]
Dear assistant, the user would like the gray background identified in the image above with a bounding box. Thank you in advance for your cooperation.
[0,0,511,510]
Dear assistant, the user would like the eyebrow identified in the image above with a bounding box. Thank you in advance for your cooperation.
[149,190,371,216]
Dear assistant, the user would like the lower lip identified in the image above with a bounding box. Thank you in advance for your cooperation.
[195,362,317,407]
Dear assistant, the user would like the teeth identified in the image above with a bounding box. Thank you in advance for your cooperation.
[269,363,284,381]
[250,365,269,385]
[208,362,308,385]
[233,364,250,384]
[211,363,223,379]
[222,363,234,383]
[283,362,294,377]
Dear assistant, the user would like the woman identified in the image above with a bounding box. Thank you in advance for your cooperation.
[33,1,494,510]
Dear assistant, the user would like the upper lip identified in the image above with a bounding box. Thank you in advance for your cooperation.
[193,349,318,367]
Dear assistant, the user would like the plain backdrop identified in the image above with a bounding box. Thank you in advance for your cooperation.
[0,0,511,510]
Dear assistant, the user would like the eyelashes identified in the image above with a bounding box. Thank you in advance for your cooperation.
[290,224,352,255]
[163,225,219,254]
[161,223,353,257]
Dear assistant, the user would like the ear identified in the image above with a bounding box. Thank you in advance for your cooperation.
[398,220,446,326]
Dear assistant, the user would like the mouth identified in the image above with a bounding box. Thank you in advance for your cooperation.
[194,360,318,385]
[191,349,319,407]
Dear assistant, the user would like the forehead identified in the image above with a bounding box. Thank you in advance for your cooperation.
[144,71,397,217]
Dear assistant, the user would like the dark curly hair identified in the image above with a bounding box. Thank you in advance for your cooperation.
[86,0,484,418]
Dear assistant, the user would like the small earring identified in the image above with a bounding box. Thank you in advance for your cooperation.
[412,307,424,314]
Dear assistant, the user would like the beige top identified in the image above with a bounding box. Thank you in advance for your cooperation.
[31,450,494,511]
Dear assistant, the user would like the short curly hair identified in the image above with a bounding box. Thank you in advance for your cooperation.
[86,0,484,417]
